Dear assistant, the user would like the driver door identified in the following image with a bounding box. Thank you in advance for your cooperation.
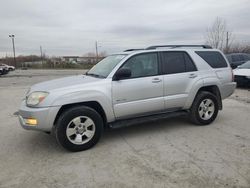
[112,52,164,119]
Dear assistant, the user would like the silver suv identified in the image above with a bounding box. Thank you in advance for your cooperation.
[18,45,236,151]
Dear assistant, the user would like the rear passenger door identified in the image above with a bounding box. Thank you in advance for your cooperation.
[160,51,200,109]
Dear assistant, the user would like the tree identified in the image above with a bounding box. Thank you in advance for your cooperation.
[205,17,233,52]
[227,43,250,53]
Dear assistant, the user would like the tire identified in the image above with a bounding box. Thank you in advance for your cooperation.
[189,91,219,125]
[55,106,103,152]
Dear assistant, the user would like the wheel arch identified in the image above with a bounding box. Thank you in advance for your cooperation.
[195,85,222,110]
[53,101,108,128]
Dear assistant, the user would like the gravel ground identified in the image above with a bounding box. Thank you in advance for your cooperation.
[0,69,249,188]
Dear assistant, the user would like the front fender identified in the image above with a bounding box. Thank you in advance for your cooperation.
[51,90,115,122]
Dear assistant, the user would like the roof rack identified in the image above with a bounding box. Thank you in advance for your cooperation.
[124,48,144,52]
[145,45,212,50]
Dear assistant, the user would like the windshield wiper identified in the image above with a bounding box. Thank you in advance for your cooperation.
[85,72,105,78]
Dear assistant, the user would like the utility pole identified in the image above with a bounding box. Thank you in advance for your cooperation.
[9,35,16,67]
[226,31,229,53]
[95,41,99,63]
[40,46,43,68]
[40,46,43,61]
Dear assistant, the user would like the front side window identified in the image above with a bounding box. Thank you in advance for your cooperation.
[121,53,158,78]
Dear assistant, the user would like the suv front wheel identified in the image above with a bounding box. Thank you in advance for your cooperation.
[55,106,103,152]
[189,91,219,125]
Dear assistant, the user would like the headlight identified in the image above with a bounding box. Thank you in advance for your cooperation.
[26,91,49,106]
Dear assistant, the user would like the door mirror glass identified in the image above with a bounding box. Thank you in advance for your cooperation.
[113,68,131,80]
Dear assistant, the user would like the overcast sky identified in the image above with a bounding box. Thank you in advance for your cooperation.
[0,0,250,57]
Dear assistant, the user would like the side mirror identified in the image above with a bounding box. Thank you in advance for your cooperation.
[113,68,131,80]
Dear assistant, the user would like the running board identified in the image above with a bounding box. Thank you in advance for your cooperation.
[109,110,188,129]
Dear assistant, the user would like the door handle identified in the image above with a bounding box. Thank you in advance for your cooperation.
[189,73,197,78]
[152,78,162,83]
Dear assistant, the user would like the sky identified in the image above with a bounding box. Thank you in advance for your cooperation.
[0,0,250,57]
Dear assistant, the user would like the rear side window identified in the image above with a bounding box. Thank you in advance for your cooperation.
[161,52,197,74]
[196,51,228,68]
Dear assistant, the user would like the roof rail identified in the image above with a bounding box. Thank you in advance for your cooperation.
[124,48,144,52]
[145,45,212,50]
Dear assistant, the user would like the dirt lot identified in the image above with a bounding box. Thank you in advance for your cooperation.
[0,69,250,188]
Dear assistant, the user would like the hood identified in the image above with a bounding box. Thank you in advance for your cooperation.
[30,75,101,92]
[234,69,250,77]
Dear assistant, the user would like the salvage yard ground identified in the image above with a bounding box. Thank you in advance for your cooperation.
[0,69,250,188]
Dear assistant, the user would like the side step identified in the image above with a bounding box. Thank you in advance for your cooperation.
[109,110,188,129]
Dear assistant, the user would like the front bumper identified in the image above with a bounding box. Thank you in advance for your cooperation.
[18,100,60,132]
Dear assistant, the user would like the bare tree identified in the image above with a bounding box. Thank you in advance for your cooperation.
[205,17,233,52]
[227,43,250,53]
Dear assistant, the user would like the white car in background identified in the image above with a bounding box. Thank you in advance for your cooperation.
[0,67,3,75]
[1,64,15,71]
[0,64,9,74]
[234,61,250,87]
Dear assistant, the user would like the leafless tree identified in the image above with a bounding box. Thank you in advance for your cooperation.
[205,17,233,52]
[227,43,250,53]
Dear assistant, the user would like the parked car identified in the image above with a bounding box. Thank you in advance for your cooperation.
[226,53,250,69]
[1,64,15,71]
[0,64,9,75]
[17,45,236,151]
[233,61,250,87]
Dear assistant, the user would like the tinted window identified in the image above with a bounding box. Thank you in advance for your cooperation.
[232,55,240,62]
[184,53,197,72]
[243,55,250,61]
[161,52,197,74]
[196,51,228,68]
[122,53,158,78]
[239,55,244,61]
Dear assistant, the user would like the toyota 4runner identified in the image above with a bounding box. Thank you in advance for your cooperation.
[17,45,236,151]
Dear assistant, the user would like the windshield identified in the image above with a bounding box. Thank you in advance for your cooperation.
[239,61,250,69]
[86,54,126,78]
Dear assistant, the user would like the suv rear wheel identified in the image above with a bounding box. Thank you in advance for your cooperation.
[55,106,103,152]
[189,91,219,125]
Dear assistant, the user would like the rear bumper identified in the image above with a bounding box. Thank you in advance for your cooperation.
[220,82,236,99]
[18,100,60,132]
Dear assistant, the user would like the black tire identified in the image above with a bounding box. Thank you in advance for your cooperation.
[189,91,219,125]
[55,106,103,152]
